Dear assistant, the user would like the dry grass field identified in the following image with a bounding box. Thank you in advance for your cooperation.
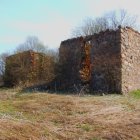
[0,89,140,140]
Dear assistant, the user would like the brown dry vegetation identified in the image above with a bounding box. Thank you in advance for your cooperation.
[0,89,140,140]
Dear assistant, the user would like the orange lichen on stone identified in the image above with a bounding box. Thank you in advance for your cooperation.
[79,42,91,83]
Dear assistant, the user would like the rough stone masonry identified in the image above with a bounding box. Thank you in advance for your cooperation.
[59,26,140,94]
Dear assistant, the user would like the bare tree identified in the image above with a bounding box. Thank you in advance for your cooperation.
[0,53,10,86]
[3,36,59,87]
[72,9,138,37]
[0,53,9,76]
[72,17,109,36]
[15,36,48,54]
[106,9,138,30]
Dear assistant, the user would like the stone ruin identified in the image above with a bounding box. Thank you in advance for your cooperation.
[59,26,140,94]
[4,50,54,87]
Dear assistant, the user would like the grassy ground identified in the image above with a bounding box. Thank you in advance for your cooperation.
[0,89,140,140]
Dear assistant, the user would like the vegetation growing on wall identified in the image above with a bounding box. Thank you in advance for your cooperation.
[4,50,56,87]
[79,41,91,84]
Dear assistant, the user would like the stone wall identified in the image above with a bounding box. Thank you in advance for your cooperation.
[5,50,55,87]
[59,37,84,91]
[5,51,32,86]
[90,30,121,93]
[121,27,140,93]
[59,27,140,94]
[59,29,122,93]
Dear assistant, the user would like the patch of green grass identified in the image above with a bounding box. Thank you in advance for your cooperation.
[80,124,91,132]
[0,100,27,120]
[52,119,61,126]
[0,100,23,120]
[130,90,140,99]
[43,128,50,136]
[0,101,16,114]
[77,110,88,114]
[91,138,102,140]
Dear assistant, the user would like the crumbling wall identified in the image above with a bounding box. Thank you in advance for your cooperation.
[59,29,122,93]
[121,27,140,93]
[59,27,140,94]
[79,41,91,84]
[5,51,32,86]
[90,30,122,93]
[5,50,55,87]
[59,37,84,91]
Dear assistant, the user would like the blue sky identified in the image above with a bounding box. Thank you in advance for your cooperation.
[0,0,140,54]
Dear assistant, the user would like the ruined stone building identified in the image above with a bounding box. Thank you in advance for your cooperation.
[5,50,55,87]
[59,26,140,94]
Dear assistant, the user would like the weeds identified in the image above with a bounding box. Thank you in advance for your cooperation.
[80,123,91,132]
[0,89,139,140]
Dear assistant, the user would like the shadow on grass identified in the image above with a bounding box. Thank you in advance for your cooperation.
[18,83,120,97]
